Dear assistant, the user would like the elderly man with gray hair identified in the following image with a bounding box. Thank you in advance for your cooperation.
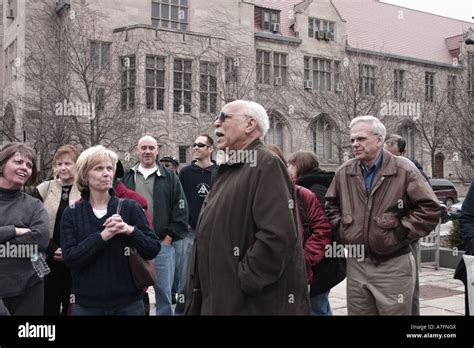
[184,100,310,315]
[325,115,440,315]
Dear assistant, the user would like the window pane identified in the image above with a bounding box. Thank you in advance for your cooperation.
[200,93,207,112]
[156,58,165,70]
[152,3,160,17]
[174,73,182,89]
[146,70,155,86]
[156,71,165,87]
[171,6,178,21]
[184,61,192,72]
[174,59,182,71]
[156,89,164,110]
[146,56,155,68]
[146,88,154,109]
[184,73,192,89]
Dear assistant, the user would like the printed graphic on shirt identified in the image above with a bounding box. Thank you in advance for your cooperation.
[197,183,210,198]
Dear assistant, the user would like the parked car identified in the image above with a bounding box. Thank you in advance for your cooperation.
[429,179,459,208]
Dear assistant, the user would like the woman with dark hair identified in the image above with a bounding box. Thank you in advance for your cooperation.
[33,145,81,315]
[0,142,49,315]
[60,145,160,315]
[266,145,332,308]
[288,150,345,316]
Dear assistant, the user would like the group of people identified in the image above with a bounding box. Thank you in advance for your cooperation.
[0,99,472,316]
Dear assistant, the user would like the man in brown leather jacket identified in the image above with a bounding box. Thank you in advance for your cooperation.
[325,116,441,315]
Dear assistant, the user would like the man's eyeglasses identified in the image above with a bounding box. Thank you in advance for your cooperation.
[214,111,249,123]
[193,143,209,148]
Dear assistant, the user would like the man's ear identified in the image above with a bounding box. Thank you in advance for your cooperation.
[245,118,258,134]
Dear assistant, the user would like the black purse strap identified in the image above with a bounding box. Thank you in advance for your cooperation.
[296,187,312,242]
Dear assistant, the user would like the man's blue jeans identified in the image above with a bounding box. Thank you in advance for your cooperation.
[310,291,333,316]
[72,299,144,316]
[154,243,175,315]
[173,229,195,315]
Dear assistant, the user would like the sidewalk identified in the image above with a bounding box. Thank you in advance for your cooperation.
[329,266,466,315]
[147,266,465,316]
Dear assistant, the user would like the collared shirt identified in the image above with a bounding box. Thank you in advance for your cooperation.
[359,150,383,193]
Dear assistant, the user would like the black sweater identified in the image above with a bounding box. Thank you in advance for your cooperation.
[60,191,160,308]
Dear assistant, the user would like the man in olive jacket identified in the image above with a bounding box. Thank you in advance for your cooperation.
[123,136,188,315]
[325,116,440,315]
[185,100,310,315]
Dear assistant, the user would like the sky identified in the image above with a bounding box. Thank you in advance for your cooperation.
[381,0,473,22]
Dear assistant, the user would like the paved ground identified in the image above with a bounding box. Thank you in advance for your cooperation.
[330,266,465,315]
[146,265,466,316]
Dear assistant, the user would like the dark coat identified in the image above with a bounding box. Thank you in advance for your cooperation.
[122,163,188,241]
[185,139,310,315]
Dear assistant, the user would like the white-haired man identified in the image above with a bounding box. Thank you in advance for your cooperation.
[184,100,310,315]
[325,116,440,315]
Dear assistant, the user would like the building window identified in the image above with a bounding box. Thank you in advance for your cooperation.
[334,61,341,90]
[120,56,136,111]
[173,59,192,113]
[151,0,188,30]
[225,57,239,84]
[256,7,279,32]
[95,88,105,112]
[4,39,17,86]
[304,57,332,91]
[273,53,287,86]
[308,18,335,40]
[179,146,188,163]
[312,116,334,161]
[447,75,456,105]
[425,72,435,102]
[90,41,111,70]
[394,69,405,101]
[146,56,166,111]
[256,50,271,85]
[2,102,16,142]
[359,64,375,96]
[399,124,415,159]
[264,115,284,150]
[200,62,217,113]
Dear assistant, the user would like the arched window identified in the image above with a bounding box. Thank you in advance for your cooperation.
[265,114,284,150]
[399,124,415,159]
[311,115,333,161]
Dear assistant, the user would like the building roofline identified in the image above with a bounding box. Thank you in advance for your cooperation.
[346,46,462,70]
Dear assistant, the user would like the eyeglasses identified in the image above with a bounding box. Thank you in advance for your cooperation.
[193,143,209,148]
[214,111,249,123]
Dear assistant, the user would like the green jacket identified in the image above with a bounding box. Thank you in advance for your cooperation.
[123,163,189,241]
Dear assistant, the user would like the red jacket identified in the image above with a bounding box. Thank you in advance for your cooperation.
[115,181,154,228]
[294,185,332,284]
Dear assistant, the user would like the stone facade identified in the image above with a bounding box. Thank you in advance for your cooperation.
[1,0,472,182]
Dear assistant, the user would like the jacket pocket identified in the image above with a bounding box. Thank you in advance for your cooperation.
[338,214,363,245]
[370,213,405,255]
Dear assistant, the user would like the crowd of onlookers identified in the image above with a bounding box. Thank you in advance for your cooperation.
[0,99,472,316]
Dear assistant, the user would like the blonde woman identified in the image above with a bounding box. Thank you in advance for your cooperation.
[60,145,160,315]
[34,145,81,315]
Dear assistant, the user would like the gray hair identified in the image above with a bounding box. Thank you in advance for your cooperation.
[224,100,270,136]
[350,115,386,139]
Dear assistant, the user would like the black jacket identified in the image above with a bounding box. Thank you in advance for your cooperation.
[179,161,217,229]
[60,191,160,307]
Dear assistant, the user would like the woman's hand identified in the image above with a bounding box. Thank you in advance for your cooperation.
[15,227,31,236]
[103,214,134,236]
[53,248,64,261]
